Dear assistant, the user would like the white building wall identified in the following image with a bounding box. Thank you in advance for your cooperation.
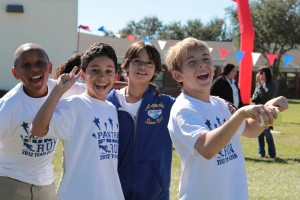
[0,0,78,90]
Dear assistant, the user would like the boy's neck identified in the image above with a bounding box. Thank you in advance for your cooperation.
[23,85,48,98]
[183,89,210,102]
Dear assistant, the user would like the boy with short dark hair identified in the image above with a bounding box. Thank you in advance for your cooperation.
[165,38,288,200]
[30,42,124,200]
[0,43,85,200]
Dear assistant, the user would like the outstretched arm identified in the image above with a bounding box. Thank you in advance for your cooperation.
[194,104,273,159]
[30,67,82,137]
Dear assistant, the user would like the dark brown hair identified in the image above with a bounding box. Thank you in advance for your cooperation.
[221,63,235,76]
[258,66,273,84]
[121,41,162,82]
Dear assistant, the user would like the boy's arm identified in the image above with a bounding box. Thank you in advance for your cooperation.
[242,96,289,138]
[194,105,273,159]
[30,67,82,137]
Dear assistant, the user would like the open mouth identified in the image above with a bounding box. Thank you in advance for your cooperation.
[30,75,43,82]
[95,83,109,90]
[137,71,148,75]
[197,72,209,80]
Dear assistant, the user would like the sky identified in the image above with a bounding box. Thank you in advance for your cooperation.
[78,0,235,35]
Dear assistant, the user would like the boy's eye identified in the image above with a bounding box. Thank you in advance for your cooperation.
[188,60,195,65]
[131,59,155,68]
[106,69,114,74]
[22,63,31,68]
[20,61,47,69]
[36,60,46,67]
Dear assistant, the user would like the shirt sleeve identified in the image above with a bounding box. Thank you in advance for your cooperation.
[47,99,75,140]
[0,101,9,139]
[171,107,209,155]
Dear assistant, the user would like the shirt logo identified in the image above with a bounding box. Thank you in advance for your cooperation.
[147,109,162,119]
[91,117,119,160]
[20,121,57,157]
[204,116,238,165]
[145,103,165,125]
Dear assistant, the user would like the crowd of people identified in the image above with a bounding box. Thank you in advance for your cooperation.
[0,38,288,200]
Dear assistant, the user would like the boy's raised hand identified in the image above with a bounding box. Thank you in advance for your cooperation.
[56,66,82,92]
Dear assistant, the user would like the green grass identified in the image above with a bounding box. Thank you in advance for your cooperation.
[53,99,300,199]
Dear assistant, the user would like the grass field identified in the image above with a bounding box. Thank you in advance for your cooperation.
[53,99,300,199]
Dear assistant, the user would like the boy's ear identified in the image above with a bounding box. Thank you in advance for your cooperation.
[81,71,86,82]
[11,67,19,80]
[49,62,53,74]
[172,70,183,83]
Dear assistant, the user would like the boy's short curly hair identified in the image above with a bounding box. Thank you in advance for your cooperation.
[81,42,118,72]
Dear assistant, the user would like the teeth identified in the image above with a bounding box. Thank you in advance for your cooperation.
[96,83,108,86]
[31,75,42,79]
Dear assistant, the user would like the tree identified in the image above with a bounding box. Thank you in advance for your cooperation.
[228,0,300,80]
[201,18,225,41]
[184,19,205,39]
[158,21,185,40]
[118,16,225,41]
[183,18,224,41]
[119,16,163,39]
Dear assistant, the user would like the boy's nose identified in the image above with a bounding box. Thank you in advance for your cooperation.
[31,65,40,71]
[97,72,106,78]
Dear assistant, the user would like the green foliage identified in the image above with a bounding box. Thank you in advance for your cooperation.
[184,19,204,38]
[158,21,185,40]
[200,18,225,41]
[227,0,300,78]
[119,15,225,41]
[120,16,163,39]
[183,18,225,41]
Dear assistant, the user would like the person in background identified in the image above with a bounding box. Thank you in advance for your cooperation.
[0,43,85,200]
[52,53,82,80]
[165,38,288,200]
[30,42,124,200]
[252,66,277,158]
[107,41,175,200]
[211,63,244,108]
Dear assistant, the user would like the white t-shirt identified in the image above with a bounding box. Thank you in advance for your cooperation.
[48,93,124,200]
[115,87,141,117]
[0,79,85,185]
[168,93,248,200]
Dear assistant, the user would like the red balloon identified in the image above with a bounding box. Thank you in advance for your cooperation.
[234,0,255,105]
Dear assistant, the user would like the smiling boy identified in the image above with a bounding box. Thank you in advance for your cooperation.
[0,43,85,200]
[30,43,124,200]
[165,38,288,200]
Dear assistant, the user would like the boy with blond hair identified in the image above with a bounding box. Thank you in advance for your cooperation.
[165,38,288,200]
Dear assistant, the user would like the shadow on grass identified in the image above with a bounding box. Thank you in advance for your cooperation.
[288,99,300,104]
[245,157,300,164]
[284,122,300,125]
